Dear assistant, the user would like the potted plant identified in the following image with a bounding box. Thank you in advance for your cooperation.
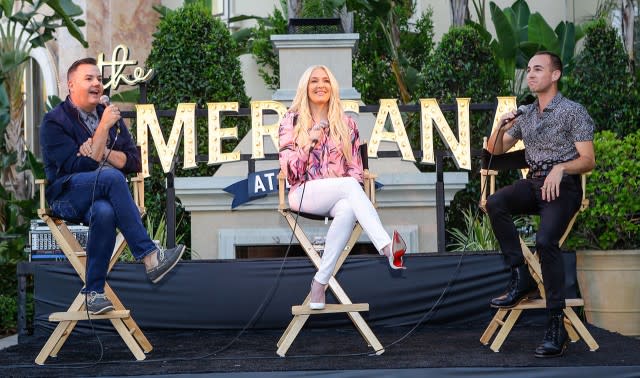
[563,18,640,337]
[566,130,640,336]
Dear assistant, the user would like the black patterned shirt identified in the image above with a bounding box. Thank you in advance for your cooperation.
[508,93,594,175]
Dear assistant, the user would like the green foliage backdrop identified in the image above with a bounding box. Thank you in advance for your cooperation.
[143,3,250,252]
[566,130,640,250]
[564,19,640,137]
[415,25,505,237]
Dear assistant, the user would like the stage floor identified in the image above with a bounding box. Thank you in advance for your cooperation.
[1,324,639,377]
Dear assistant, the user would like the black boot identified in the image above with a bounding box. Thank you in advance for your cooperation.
[535,312,568,358]
[490,264,537,308]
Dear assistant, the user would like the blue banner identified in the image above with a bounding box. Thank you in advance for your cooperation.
[224,169,382,209]
[224,169,285,209]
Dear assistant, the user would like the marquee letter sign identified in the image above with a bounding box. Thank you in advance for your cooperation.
[98,45,154,90]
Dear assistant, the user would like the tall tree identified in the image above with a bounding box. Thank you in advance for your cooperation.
[621,0,636,72]
[450,0,469,26]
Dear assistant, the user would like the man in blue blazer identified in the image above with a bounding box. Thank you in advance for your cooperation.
[40,58,185,315]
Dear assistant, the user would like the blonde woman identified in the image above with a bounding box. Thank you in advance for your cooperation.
[278,65,407,310]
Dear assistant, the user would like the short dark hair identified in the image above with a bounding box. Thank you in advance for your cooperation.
[67,57,97,81]
[534,51,563,78]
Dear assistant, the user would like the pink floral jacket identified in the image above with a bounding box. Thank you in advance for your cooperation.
[278,111,363,192]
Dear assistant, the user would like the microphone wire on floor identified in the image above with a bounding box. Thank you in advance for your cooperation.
[33,125,505,367]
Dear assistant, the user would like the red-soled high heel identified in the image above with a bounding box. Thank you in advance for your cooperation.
[383,230,406,270]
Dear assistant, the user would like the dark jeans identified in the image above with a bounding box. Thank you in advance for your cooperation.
[50,168,157,293]
[486,174,582,310]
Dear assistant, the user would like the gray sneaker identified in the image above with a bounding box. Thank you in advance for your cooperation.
[86,292,114,315]
[146,244,186,284]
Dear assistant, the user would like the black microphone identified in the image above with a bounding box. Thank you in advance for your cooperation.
[500,105,527,127]
[310,120,329,150]
[99,95,121,134]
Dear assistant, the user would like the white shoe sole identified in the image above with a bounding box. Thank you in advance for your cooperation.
[150,245,186,284]
[309,302,325,310]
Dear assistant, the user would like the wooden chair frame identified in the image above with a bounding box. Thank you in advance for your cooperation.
[477,144,598,352]
[276,144,384,357]
[34,173,152,365]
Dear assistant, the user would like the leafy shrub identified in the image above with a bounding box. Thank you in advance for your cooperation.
[0,294,16,331]
[143,3,251,250]
[0,261,33,335]
[564,18,640,137]
[248,3,435,105]
[448,207,499,252]
[352,5,435,105]
[0,263,17,334]
[417,25,504,146]
[448,206,535,252]
[249,6,288,90]
[566,130,640,250]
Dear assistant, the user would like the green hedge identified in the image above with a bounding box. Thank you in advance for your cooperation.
[414,25,505,238]
[352,6,435,105]
[564,18,640,137]
[249,6,288,91]
[143,3,250,253]
[566,130,640,250]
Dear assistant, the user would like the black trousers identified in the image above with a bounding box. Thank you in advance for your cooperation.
[486,174,582,310]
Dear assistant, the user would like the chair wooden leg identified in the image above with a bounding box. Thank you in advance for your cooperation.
[564,317,580,342]
[35,320,74,365]
[480,308,508,345]
[50,320,78,357]
[111,318,146,360]
[490,309,523,352]
[563,308,599,351]
[104,284,152,353]
[326,276,385,355]
[347,311,385,355]
[35,293,86,363]
[276,315,310,357]
[278,212,383,356]
[277,293,311,348]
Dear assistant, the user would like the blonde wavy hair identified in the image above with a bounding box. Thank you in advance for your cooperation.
[289,65,353,162]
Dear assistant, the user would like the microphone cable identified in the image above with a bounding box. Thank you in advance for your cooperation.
[32,112,511,367]
[36,115,313,368]
[279,115,512,357]
[291,114,510,358]
[155,140,316,360]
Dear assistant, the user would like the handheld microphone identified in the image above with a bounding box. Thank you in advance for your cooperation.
[500,105,527,127]
[310,120,329,150]
[99,94,110,107]
[99,95,121,134]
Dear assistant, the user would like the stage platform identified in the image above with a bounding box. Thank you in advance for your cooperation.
[1,325,639,377]
[3,253,640,377]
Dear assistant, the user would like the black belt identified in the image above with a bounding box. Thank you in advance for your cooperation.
[527,169,550,178]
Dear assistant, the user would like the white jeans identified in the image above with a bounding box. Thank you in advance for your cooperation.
[288,177,392,285]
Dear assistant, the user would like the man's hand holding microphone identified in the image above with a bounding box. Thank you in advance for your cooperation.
[99,95,122,134]
[498,105,526,131]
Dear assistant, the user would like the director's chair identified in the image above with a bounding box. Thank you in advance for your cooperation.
[276,143,385,357]
[478,141,598,352]
[34,173,152,365]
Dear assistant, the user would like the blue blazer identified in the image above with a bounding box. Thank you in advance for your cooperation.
[40,96,142,202]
